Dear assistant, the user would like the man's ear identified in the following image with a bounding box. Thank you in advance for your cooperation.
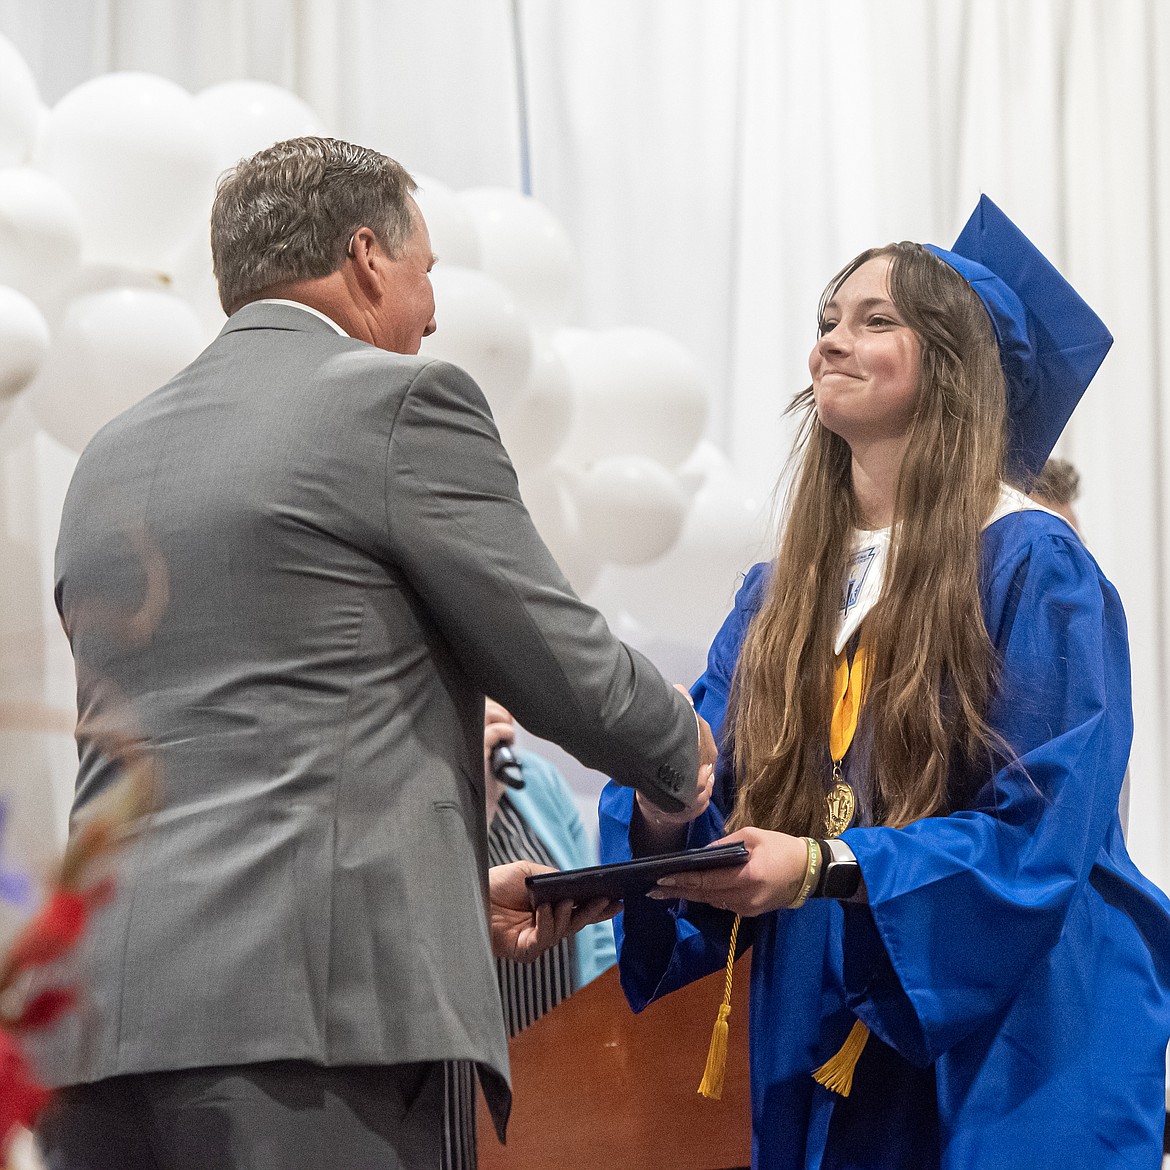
[347,227,383,296]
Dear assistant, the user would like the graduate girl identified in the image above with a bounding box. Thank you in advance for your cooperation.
[600,197,1170,1169]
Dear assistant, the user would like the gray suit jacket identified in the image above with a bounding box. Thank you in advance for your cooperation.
[37,302,698,1132]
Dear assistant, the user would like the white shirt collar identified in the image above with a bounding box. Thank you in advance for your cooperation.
[252,298,349,337]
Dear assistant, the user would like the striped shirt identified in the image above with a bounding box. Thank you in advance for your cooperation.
[441,792,578,1169]
[488,793,576,1034]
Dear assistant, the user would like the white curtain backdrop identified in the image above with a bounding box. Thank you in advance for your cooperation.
[1,0,1168,888]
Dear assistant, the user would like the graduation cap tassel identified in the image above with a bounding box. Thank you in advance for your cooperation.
[698,913,741,1100]
[812,1018,870,1097]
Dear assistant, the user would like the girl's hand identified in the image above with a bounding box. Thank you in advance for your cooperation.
[649,826,810,916]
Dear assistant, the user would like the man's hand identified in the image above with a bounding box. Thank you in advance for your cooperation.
[674,682,717,794]
[648,826,809,916]
[633,684,717,851]
[635,761,714,833]
[488,860,619,963]
[687,691,718,782]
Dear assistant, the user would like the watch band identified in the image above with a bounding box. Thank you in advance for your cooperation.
[812,837,861,900]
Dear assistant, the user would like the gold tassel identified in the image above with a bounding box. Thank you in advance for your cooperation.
[698,914,741,1100]
[812,1018,870,1097]
[698,1001,732,1100]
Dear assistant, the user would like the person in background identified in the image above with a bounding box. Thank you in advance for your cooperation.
[483,698,616,1026]
[601,197,1170,1168]
[1030,455,1081,530]
[442,700,618,1170]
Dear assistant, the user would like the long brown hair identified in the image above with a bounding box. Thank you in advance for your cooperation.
[727,242,1008,836]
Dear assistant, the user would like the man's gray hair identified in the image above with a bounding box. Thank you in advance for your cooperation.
[211,136,417,315]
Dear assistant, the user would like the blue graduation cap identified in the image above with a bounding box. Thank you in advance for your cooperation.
[924,195,1113,479]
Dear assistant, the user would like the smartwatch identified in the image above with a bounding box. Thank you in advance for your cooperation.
[812,837,861,900]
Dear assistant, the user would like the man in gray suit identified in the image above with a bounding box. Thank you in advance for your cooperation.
[35,137,714,1169]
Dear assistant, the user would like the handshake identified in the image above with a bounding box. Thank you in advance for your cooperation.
[632,682,718,837]
[486,683,717,964]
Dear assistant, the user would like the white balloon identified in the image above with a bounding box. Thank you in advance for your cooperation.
[571,456,687,566]
[0,34,41,166]
[35,262,161,332]
[0,286,50,398]
[675,438,736,492]
[517,465,602,594]
[33,101,50,146]
[420,266,533,414]
[164,228,226,344]
[495,336,573,472]
[607,454,769,643]
[196,80,324,176]
[0,168,84,301]
[26,286,204,451]
[411,174,481,269]
[37,73,217,271]
[555,326,708,469]
[459,188,577,331]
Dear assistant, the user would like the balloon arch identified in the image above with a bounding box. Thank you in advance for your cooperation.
[0,42,768,650]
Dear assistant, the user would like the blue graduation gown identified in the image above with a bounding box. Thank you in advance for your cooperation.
[600,510,1170,1169]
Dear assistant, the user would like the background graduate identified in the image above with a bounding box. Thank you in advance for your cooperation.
[601,197,1170,1169]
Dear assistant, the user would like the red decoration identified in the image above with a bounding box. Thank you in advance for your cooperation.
[0,1030,50,1148]
[10,988,78,1031]
[4,890,88,975]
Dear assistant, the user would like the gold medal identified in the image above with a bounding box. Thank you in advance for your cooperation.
[827,645,866,835]
[824,778,855,836]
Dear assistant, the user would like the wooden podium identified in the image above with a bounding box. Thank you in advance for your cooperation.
[478,957,751,1170]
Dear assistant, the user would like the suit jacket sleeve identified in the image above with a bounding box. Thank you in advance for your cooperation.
[382,358,698,810]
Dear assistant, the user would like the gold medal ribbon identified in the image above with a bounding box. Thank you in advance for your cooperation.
[812,642,870,1095]
[830,645,868,764]
[698,645,874,1102]
[824,646,866,837]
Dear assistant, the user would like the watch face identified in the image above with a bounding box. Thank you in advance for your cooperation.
[821,857,861,900]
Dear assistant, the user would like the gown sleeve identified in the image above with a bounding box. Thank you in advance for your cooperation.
[841,525,1135,1065]
[598,563,770,1011]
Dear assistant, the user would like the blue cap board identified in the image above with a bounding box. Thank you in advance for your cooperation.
[924,195,1112,479]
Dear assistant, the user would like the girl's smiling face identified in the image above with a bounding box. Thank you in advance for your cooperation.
[809,255,922,449]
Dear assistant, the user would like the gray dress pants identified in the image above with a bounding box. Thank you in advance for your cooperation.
[36,1060,445,1170]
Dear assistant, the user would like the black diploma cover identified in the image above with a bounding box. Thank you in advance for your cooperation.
[526,842,749,906]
